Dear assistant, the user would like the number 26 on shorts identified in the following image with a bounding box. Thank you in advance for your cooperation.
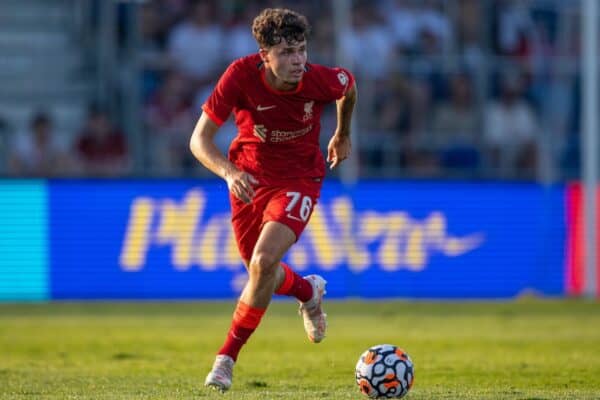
[285,191,314,222]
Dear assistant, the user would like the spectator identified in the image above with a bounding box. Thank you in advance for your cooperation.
[161,0,192,25]
[167,1,224,87]
[457,0,484,69]
[484,70,539,177]
[386,0,420,54]
[403,78,440,175]
[0,115,10,172]
[224,5,260,62]
[341,5,393,80]
[493,0,535,58]
[430,73,480,171]
[139,0,173,100]
[8,111,71,177]
[415,0,453,55]
[385,0,452,56]
[74,107,129,176]
[310,17,336,65]
[361,77,412,171]
[145,71,196,174]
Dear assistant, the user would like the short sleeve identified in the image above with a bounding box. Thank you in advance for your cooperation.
[202,62,242,126]
[324,67,355,101]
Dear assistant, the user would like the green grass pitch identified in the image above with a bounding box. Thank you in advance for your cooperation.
[0,299,599,399]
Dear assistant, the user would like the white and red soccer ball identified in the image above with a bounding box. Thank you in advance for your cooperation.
[355,344,415,398]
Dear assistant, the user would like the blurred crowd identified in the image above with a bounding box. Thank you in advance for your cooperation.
[7,106,129,177]
[5,0,584,180]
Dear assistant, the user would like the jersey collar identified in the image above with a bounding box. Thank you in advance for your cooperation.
[260,67,304,95]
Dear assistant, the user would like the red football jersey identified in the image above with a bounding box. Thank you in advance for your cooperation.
[202,53,354,183]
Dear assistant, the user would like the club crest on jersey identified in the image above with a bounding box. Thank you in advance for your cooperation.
[337,71,348,86]
[253,124,267,142]
[302,101,314,122]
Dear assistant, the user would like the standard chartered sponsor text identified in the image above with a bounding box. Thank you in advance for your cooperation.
[270,124,312,142]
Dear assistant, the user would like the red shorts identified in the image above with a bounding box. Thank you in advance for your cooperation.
[230,178,323,261]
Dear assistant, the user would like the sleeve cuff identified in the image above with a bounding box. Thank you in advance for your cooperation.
[201,104,225,126]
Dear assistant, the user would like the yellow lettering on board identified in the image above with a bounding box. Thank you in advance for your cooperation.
[156,190,204,270]
[405,224,425,270]
[195,215,224,270]
[331,197,370,272]
[305,205,342,269]
[441,234,485,256]
[358,211,385,241]
[379,212,409,271]
[289,243,309,270]
[423,212,446,249]
[119,191,485,274]
[223,219,243,270]
[119,198,154,271]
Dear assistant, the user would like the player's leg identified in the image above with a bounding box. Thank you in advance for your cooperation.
[217,222,295,362]
[273,261,312,300]
[272,263,328,343]
[228,188,302,301]
[262,181,328,343]
[240,221,296,306]
[244,254,326,343]
[241,259,288,290]
[273,261,327,341]
[204,190,264,392]
[296,273,328,343]
[205,221,296,392]
[229,190,302,306]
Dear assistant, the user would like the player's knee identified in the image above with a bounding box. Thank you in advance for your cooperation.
[249,252,279,280]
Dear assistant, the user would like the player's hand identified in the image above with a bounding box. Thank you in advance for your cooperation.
[327,132,351,169]
[225,170,259,204]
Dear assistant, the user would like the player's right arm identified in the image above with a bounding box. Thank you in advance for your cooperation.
[189,113,257,204]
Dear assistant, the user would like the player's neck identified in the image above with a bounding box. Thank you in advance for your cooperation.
[264,68,298,92]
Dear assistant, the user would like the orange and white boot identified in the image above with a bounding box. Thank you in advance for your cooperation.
[299,275,328,343]
[205,354,234,392]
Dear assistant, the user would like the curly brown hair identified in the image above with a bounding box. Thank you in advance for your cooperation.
[252,8,311,48]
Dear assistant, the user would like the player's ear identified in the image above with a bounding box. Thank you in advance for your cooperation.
[259,48,269,63]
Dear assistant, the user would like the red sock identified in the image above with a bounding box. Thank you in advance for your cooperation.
[218,301,266,361]
[275,262,314,303]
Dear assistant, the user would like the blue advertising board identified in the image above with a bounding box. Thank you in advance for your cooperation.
[47,180,565,299]
[0,180,48,300]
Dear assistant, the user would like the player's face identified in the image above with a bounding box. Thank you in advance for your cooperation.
[262,40,307,89]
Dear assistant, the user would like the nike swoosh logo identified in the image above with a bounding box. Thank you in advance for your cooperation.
[257,105,276,111]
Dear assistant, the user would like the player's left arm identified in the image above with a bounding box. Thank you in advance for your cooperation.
[327,82,357,170]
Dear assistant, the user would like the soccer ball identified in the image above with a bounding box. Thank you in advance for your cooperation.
[355,344,414,398]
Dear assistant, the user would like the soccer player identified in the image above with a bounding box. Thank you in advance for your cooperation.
[189,8,357,392]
